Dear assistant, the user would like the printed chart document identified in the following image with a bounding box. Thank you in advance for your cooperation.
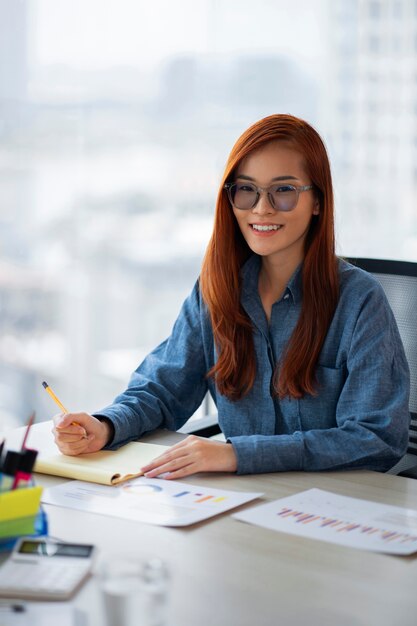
[42,477,263,526]
[15,420,169,486]
[233,488,417,555]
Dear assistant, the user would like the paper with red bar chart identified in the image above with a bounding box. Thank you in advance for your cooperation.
[42,477,263,527]
[233,488,417,555]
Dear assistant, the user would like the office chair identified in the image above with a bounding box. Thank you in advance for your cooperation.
[347,257,417,478]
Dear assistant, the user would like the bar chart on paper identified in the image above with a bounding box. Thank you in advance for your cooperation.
[233,488,417,555]
[42,477,263,527]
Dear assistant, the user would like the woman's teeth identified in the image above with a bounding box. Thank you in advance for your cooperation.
[251,224,283,231]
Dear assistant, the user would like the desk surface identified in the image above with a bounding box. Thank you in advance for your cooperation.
[4,427,417,626]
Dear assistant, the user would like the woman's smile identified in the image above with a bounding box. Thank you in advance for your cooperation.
[250,223,284,235]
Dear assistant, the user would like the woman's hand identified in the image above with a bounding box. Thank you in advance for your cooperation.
[52,412,112,456]
[141,435,238,479]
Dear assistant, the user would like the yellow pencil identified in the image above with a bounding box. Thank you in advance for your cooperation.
[42,381,86,436]
[42,381,68,413]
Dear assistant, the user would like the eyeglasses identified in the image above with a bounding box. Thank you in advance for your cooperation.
[224,181,314,212]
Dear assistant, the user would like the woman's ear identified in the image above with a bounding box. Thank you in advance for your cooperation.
[313,199,320,215]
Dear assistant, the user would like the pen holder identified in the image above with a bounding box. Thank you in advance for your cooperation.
[0,486,47,552]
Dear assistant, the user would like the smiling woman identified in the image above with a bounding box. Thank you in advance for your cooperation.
[52,113,410,479]
[231,143,318,288]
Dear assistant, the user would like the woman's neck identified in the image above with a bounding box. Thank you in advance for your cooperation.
[258,255,302,321]
[260,255,301,296]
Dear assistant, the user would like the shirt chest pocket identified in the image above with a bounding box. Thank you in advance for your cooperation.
[298,364,347,430]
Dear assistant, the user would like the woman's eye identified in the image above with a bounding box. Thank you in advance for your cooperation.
[273,185,294,194]
[237,185,256,193]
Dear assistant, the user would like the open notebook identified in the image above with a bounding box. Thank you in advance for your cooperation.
[7,420,169,486]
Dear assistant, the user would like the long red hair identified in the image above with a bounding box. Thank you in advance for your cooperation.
[200,114,339,400]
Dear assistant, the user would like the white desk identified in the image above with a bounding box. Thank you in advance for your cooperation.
[4,427,417,626]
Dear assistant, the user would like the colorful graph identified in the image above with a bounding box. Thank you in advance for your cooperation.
[277,507,417,545]
[121,483,229,504]
[122,483,163,495]
[172,490,227,504]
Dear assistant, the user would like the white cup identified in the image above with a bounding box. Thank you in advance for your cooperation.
[99,557,170,626]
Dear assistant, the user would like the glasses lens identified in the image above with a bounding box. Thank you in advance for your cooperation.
[231,183,258,210]
[270,185,297,212]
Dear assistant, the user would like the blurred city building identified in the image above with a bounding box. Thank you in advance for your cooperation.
[324,0,417,259]
[0,0,415,429]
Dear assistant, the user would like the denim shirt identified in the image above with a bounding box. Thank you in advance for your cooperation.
[97,255,410,474]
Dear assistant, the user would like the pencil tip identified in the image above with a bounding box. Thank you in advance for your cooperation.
[42,381,48,388]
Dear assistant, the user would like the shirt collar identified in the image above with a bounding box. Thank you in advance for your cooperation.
[240,254,303,306]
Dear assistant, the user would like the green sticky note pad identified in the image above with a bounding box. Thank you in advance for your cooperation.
[0,486,43,539]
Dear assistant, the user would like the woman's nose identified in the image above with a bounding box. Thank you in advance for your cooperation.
[253,191,274,214]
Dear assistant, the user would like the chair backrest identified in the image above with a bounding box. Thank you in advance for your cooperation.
[346,257,417,458]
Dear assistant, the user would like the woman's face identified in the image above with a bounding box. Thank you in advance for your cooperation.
[232,141,318,267]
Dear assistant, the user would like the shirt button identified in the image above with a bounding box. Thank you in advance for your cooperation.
[284,294,289,300]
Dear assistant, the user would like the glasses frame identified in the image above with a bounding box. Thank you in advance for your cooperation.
[224,181,314,212]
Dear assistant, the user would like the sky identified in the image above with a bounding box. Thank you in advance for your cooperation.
[32,0,327,73]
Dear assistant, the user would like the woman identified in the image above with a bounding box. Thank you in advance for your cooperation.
[54,114,410,477]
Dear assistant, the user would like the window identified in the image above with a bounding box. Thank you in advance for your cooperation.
[1,0,416,429]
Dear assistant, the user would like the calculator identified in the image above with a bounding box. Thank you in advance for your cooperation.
[0,537,96,600]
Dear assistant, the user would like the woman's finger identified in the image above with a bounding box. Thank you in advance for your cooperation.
[142,448,187,474]
[141,437,199,471]
[143,453,192,477]
[54,432,87,444]
[141,450,183,472]
[57,435,95,456]
[163,463,199,480]
[53,425,87,439]
[146,436,199,464]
